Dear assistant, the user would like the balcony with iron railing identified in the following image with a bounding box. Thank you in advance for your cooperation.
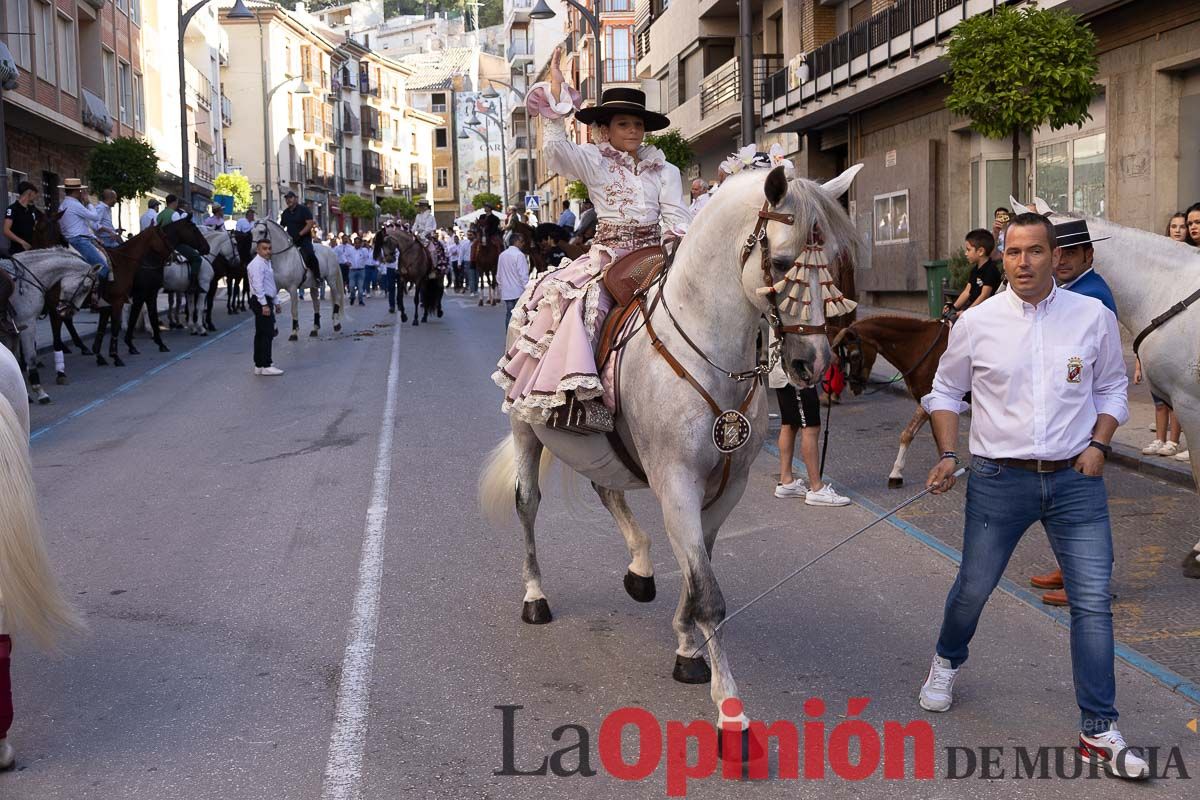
[194,141,216,185]
[598,0,634,13]
[699,55,781,119]
[508,38,534,64]
[346,163,363,182]
[363,165,384,186]
[186,63,213,111]
[505,0,535,27]
[220,94,232,127]
[761,0,987,130]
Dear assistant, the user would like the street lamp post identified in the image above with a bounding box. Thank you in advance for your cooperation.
[530,0,603,104]
[457,127,491,195]
[485,79,536,213]
[469,105,509,207]
[263,76,311,217]
[180,0,255,209]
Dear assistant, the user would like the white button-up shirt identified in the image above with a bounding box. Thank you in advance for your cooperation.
[59,195,102,239]
[412,211,436,237]
[235,217,255,233]
[458,239,473,263]
[139,209,158,233]
[247,254,278,306]
[497,245,530,301]
[921,286,1128,461]
[354,246,374,269]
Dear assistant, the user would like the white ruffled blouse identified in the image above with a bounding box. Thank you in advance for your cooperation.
[529,82,692,235]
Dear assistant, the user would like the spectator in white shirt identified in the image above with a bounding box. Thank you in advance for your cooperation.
[379,236,399,313]
[91,189,122,248]
[235,209,256,234]
[448,234,463,292]
[247,238,282,376]
[918,213,1145,779]
[139,199,161,234]
[497,232,530,329]
[688,178,711,217]
[350,238,371,305]
[462,230,478,297]
[334,234,355,289]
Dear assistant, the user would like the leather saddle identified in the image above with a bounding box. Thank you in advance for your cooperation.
[596,245,667,371]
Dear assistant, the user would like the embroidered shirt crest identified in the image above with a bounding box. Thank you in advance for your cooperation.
[1066,356,1083,384]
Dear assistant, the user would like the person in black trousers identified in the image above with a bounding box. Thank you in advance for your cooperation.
[247,238,283,376]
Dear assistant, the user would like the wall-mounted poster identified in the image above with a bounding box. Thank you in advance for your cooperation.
[873,190,909,245]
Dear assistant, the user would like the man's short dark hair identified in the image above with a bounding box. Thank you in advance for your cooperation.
[965,228,995,253]
[16,181,37,195]
[165,194,178,204]
[994,206,1010,215]
[562,200,571,209]
[1007,213,1056,248]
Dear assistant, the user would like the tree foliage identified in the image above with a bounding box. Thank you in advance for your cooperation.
[566,180,589,201]
[643,129,693,172]
[340,193,377,220]
[87,137,158,202]
[945,5,1098,198]
[472,191,503,209]
[213,173,253,213]
[380,195,417,220]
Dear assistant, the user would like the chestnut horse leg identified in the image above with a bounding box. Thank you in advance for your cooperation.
[888,405,930,489]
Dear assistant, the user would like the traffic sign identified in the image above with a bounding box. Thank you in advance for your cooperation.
[524,194,540,211]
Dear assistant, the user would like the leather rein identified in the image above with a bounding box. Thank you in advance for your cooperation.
[1132,285,1200,356]
[622,202,827,509]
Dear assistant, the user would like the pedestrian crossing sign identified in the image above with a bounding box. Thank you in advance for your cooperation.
[524,195,540,211]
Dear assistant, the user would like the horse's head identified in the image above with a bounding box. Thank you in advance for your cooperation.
[829,326,877,397]
[31,209,66,248]
[740,164,863,388]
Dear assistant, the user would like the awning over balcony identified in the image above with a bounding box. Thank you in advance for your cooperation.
[81,89,113,136]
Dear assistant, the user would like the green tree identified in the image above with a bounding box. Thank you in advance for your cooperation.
[472,191,503,210]
[945,4,1098,199]
[340,193,376,220]
[380,195,417,220]
[87,137,157,214]
[213,173,253,213]
[643,129,693,172]
[566,180,589,201]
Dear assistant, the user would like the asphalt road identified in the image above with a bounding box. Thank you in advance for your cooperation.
[7,291,1200,799]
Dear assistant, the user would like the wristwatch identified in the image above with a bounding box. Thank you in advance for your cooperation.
[1087,440,1112,459]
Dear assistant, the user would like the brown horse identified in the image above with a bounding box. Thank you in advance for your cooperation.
[375,228,437,326]
[831,314,950,487]
[472,219,502,307]
[92,219,211,366]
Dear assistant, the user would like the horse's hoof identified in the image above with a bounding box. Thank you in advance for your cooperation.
[127,345,139,355]
[61,345,72,355]
[37,395,52,405]
[56,373,68,385]
[158,343,170,352]
[206,324,217,332]
[79,346,92,356]
[113,357,125,367]
[96,355,107,366]
[200,330,208,337]
[333,324,342,333]
[887,477,903,489]
[309,330,319,338]
[478,300,484,307]
[672,654,712,684]
[623,571,656,603]
[288,333,298,342]
[521,599,552,625]
[437,309,443,318]
[412,320,419,327]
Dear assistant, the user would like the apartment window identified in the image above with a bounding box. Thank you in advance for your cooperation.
[103,49,117,118]
[605,27,633,82]
[116,0,127,13]
[1035,133,1106,218]
[133,72,145,132]
[436,168,448,189]
[435,128,448,148]
[969,158,1027,230]
[35,1,55,84]
[432,92,447,113]
[5,1,32,70]
[56,13,77,96]
[130,0,141,25]
[118,60,132,124]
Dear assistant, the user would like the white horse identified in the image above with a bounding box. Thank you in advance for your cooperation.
[0,345,85,766]
[1016,200,1200,575]
[163,228,241,337]
[480,165,863,728]
[250,220,345,341]
[1,248,97,404]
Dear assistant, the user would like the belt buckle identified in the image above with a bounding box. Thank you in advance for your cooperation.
[1036,459,1053,473]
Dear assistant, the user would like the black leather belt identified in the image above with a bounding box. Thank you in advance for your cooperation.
[996,456,1079,473]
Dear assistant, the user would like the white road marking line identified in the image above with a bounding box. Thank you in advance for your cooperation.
[320,321,402,800]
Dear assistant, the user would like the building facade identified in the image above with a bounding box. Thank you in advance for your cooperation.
[3,0,141,221]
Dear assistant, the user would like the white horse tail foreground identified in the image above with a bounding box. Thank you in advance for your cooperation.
[480,164,864,728]
[250,220,345,341]
[0,347,85,650]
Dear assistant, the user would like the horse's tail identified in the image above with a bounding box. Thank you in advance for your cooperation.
[0,392,85,650]
[478,433,553,528]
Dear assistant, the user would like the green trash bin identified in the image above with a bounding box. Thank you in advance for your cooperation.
[923,260,950,319]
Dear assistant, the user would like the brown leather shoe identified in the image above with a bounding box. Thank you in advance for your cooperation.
[1042,588,1069,606]
[1030,568,1063,590]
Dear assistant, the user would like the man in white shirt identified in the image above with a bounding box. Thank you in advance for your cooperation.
[496,232,530,329]
[246,237,282,376]
[688,178,711,216]
[448,234,463,292]
[92,188,122,248]
[350,238,371,306]
[235,209,256,234]
[334,233,354,291]
[58,178,109,277]
[412,201,436,238]
[918,214,1146,780]
[139,199,161,233]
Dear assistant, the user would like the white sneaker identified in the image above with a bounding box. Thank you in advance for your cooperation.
[1141,439,1164,455]
[1158,441,1179,457]
[805,483,851,507]
[253,367,262,375]
[1149,422,1157,432]
[918,655,959,712]
[774,479,806,498]
[0,738,14,771]
[1078,729,1149,780]
[1173,449,1190,462]
[258,366,284,376]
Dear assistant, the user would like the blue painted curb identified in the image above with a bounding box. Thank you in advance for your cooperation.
[762,442,1200,707]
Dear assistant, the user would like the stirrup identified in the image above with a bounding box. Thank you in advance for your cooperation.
[546,395,614,435]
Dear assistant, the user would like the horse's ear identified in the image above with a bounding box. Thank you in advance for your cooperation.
[820,164,863,200]
[1008,195,1034,215]
[764,165,789,207]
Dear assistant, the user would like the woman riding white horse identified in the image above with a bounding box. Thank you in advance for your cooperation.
[0,346,85,770]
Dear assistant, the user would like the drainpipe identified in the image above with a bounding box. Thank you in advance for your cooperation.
[738,0,755,148]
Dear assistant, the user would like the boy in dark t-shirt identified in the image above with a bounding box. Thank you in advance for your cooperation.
[945,228,1001,316]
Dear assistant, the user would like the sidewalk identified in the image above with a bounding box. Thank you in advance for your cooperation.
[856,304,1195,489]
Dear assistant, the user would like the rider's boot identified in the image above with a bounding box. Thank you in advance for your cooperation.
[188,257,201,292]
[0,305,20,337]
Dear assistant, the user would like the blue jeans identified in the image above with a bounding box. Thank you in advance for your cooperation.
[504,298,517,328]
[349,268,366,303]
[466,263,478,294]
[68,236,109,278]
[936,456,1117,733]
[382,269,397,310]
[365,265,378,291]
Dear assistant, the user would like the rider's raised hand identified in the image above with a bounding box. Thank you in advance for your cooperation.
[550,47,564,96]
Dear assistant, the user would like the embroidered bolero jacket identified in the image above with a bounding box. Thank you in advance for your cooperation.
[525,82,692,237]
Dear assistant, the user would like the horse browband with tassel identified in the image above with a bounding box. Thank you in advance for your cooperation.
[755,222,857,323]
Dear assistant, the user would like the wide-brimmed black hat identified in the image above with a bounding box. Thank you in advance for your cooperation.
[1054,218,1110,248]
[575,88,670,132]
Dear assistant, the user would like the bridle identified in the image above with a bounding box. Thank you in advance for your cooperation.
[835,321,949,395]
[2,251,101,316]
